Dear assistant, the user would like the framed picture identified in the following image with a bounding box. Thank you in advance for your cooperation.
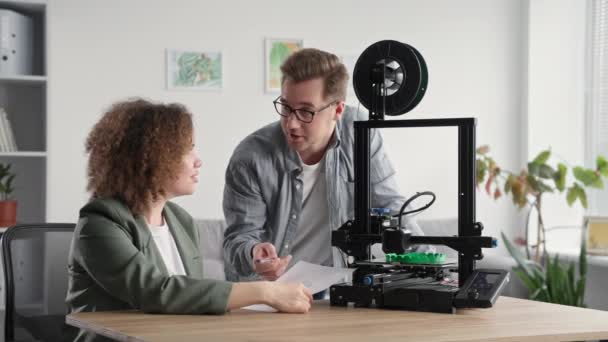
[265,38,303,93]
[166,49,223,91]
[584,216,608,255]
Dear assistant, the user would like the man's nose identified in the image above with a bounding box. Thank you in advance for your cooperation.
[285,112,301,128]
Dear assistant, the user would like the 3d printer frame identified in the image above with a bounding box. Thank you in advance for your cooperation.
[355,117,484,284]
[329,119,506,314]
[329,40,508,313]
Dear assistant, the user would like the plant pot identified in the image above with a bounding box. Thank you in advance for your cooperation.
[0,200,17,227]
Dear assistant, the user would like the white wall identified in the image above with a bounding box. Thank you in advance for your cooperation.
[47,0,526,252]
[526,0,587,249]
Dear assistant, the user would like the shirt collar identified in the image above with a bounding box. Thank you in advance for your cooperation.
[283,122,342,173]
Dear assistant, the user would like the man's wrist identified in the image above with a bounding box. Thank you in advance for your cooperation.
[245,240,260,273]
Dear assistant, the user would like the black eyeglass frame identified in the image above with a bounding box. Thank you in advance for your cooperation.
[273,96,337,123]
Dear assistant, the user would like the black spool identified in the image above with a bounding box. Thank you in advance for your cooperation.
[353,40,428,116]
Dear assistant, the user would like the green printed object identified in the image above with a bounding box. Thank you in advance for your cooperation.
[385,252,446,264]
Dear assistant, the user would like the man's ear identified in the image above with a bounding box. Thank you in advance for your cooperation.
[334,101,346,120]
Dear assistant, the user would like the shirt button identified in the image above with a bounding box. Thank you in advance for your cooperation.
[292,214,297,219]
[284,244,289,249]
[295,184,301,189]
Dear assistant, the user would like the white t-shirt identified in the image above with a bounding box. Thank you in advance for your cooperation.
[290,156,332,267]
[148,220,187,276]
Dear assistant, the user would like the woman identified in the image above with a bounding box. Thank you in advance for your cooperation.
[65,99,312,342]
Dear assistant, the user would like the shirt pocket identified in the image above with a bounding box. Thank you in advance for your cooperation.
[339,169,355,218]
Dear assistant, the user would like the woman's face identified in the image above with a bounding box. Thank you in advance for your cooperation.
[166,145,202,198]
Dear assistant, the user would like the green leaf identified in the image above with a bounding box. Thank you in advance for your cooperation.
[526,174,539,192]
[547,254,570,305]
[577,239,587,307]
[591,177,604,189]
[538,164,555,179]
[529,287,542,301]
[553,163,567,192]
[579,238,587,278]
[566,184,588,208]
[526,175,552,193]
[528,162,540,177]
[579,188,588,208]
[533,150,551,164]
[501,232,538,275]
[566,186,578,206]
[577,237,587,307]
[545,254,557,303]
[476,159,487,185]
[537,180,553,193]
[5,174,14,195]
[512,267,538,292]
[0,162,16,199]
[597,155,608,176]
[576,278,586,307]
[573,167,598,186]
[513,267,546,301]
[566,263,575,305]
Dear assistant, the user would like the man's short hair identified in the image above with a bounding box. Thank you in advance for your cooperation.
[280,48,349,101]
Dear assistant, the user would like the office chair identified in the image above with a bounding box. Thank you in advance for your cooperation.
[1,223,76,342]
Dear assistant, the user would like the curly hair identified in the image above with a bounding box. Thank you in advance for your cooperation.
[280,48,349,101]
[85,98,193,214]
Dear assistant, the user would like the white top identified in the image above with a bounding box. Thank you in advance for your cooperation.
[148,220,187,276]
[290,156,332,267]
[301,159,322,199]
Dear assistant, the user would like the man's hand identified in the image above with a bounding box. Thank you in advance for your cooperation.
[252,242,292,280]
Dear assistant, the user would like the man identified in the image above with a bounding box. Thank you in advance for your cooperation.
[223,48,424,282]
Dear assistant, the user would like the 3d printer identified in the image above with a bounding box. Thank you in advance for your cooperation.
[330,40,510,314]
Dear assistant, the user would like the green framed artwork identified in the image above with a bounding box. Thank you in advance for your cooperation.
[265,38,303,93]
[166,49,223,91]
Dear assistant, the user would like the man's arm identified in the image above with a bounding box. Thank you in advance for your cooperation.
[222,159,268,277]
[368,127,425,236]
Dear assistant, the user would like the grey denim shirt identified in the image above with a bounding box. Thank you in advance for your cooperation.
[222,106,424,280]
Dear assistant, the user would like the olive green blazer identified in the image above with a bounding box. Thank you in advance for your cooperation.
[64,197,232,342]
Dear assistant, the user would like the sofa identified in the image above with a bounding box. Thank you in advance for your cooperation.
[194,218,528,298]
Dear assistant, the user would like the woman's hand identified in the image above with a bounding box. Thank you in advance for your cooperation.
[263,281,313,313]
[227,281,312,313]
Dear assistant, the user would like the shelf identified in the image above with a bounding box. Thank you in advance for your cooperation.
[0,0,47,223]
[0,75,46,85]
[0,1,46,14]
[0,151,46,157]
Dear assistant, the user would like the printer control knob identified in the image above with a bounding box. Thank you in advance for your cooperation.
[467,289,479,300]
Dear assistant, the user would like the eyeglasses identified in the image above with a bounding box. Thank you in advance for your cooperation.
[273,96,336,123]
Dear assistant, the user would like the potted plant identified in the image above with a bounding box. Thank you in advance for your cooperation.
[0,162,17,227]
[476,146,608,307]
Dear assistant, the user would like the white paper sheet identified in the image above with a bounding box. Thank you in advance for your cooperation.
[242,261,353,312]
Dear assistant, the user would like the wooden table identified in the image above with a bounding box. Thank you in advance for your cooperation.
[66,296,608,342]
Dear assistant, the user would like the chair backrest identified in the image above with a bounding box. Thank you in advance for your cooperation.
[1,223,76,342]
[194,218,227,280]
